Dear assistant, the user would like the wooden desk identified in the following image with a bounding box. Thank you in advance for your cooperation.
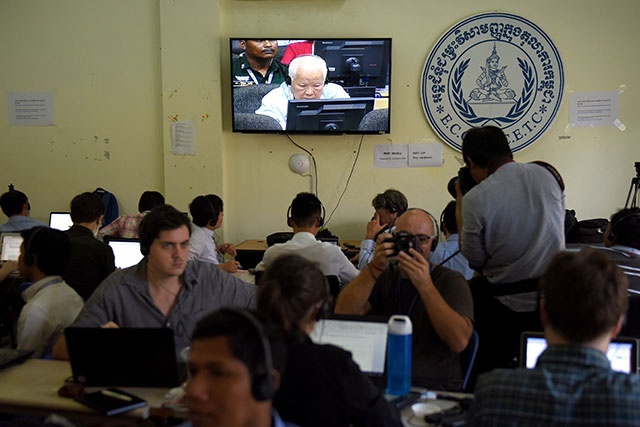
[0,359,170,422]
[235,239,361,269]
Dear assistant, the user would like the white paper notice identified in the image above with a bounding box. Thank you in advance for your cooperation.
[374,144,408,168]
[8,92,54,126]
[569,91,621,128]
[171,120,196,155]
[408,143,443,167]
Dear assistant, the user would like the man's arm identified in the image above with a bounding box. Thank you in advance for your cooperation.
[97,216,122,239]
[357,213,387,270]
[335,236,393,315]
[398,249,472,353]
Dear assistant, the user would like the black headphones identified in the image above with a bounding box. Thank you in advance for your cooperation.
[609,212,640,242]
[407,208,440,252]
[286,202,325,228]
[285,54,330,86]
[23,226,45,266]
[204,196,220,228]
[232,309,275,401]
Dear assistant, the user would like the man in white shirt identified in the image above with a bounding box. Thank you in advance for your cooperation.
[16,226,84,358]
[255,192,359,286]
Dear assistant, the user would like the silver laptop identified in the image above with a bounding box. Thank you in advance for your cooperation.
[49,212,73,231]
[1,233,23,261]
[520,331,638,374]
[108,238,144,269]
[311,314,389,378]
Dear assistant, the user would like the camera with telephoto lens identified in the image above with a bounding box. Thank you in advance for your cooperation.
[447,166,477,198]
[384,231,420,256]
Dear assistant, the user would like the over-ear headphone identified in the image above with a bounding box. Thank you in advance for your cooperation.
[23,226,45,266]
[609,212,640,242]
[232,309,275,401]
[315,276,332,321]
[204,196,220,228]
[286,201,325,228]
[407,208,440,252]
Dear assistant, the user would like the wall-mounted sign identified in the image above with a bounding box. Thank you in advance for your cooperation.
[421,12,564,152]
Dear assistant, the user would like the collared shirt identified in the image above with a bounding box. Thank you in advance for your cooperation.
[232,54,288,86]
[72,258,256,355]
[468,345,640,426]
[18,275,84,358]
[0,215,47,232]
[429,234,474,280]
[357,225,395,270]
[188,224,223,264]
[255,232,359,285]
[255,82,351,130]
[98,212,146,239]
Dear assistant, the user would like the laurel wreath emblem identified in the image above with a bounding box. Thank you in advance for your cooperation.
[452,57,535,125]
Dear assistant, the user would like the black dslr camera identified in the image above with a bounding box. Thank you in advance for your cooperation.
[384,231,419,256]
[447,166,477,198]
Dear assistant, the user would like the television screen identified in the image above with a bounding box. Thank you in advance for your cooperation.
[230,38,391,134]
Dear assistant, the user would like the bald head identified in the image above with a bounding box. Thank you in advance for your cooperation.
[394,208,438,257]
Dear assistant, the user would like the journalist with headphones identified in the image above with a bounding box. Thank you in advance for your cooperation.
[185,308,297,427]
[188,194,241,273]
[255,192,359,286]
[336,208,474,391]
[256,254,401,427]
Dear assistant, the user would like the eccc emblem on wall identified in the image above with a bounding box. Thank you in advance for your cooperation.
[421,12,564,152]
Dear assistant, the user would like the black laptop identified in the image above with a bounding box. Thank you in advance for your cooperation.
[65,327,181,387]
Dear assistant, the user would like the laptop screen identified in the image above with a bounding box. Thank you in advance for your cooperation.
[108,239,144,269]
[1,233,23,261]
[49,212,73,231]
[521,332,638,374]
[310,314,388,375]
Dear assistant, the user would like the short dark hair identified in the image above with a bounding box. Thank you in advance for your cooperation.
[289,192,323,228]
[372,189,408,215]
[541,248,628,342]
[189,195,223,228]
[609,207,640,249]
[462,126,513,170]
[69,192,105,224]
[139,204,191,252]
[0,190,28,217]
[192,308,287,384]
[138,191,165,213]
[441,201,457,234]
[257,254,329,335]
[20,226,71,275]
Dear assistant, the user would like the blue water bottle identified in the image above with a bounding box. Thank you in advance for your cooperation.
[386,314,412,396]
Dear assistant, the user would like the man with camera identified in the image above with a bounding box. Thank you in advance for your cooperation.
[454,126,565,381]
[335,208,474,391]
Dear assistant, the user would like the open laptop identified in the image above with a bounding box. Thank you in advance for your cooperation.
[310,314,389,383]
[107,238,144,269]
[65,327,181,387]
[1,233,23,261]
[520,331,638,374]
[49,212,73,231]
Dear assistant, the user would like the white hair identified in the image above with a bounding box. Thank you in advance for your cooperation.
[288,55,328,81]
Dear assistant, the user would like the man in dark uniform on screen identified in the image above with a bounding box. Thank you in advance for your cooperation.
[232,39,288,86]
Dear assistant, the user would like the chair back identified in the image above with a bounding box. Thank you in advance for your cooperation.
[358,108,388,132]
[233,84,280,113]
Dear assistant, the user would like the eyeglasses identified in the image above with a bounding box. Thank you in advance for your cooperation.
[415,234,436,245]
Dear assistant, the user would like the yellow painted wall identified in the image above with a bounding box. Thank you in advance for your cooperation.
[1,0,638,244]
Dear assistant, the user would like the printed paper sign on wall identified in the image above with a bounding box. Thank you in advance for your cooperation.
[421,12,564,152]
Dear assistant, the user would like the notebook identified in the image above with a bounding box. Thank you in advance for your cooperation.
[49,212,73,231]
[1,233,23,261]
[310,314,389,379]
[65,327,181,387]
[0,348,34,370]
[520,331,638,374]
[107,238,144,269]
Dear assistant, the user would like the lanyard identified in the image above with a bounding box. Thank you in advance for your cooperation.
[246,68,274,85]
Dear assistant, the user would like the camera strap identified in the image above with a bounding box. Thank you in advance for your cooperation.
[530,160,564,191]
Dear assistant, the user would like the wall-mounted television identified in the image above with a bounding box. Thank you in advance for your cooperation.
[230,38,391,135]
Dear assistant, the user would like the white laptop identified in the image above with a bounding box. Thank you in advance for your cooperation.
[520,331,638,374]
[1,233,23,261]
[108,238,144,269]
[49,212,73,231]
[311,314,389,378]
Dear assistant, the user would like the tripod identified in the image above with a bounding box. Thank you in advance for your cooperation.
[624,163,640,208]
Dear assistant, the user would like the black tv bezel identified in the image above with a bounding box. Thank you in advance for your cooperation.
[229,37,392,135]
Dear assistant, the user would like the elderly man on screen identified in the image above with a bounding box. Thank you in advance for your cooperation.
[255,54,349,130]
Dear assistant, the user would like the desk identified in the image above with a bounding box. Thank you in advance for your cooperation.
[399,390,472,427]
[235,239,361,269]
[0,359,170,423]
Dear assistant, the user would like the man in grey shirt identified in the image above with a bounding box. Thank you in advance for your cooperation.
[53,204,255,359]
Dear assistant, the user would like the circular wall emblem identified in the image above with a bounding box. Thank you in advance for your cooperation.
[421,12,564,152]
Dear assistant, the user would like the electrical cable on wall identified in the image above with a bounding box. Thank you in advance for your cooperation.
[286,135,318,197]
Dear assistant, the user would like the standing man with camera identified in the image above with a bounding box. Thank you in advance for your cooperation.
[335,208,474,391]
[455,126,565,382]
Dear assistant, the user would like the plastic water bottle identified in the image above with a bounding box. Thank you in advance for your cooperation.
[386,314,412,396]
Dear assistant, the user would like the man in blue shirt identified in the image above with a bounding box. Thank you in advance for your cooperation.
[430,201,474,280]
[468,248,640,426]
[0,189,47,232]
